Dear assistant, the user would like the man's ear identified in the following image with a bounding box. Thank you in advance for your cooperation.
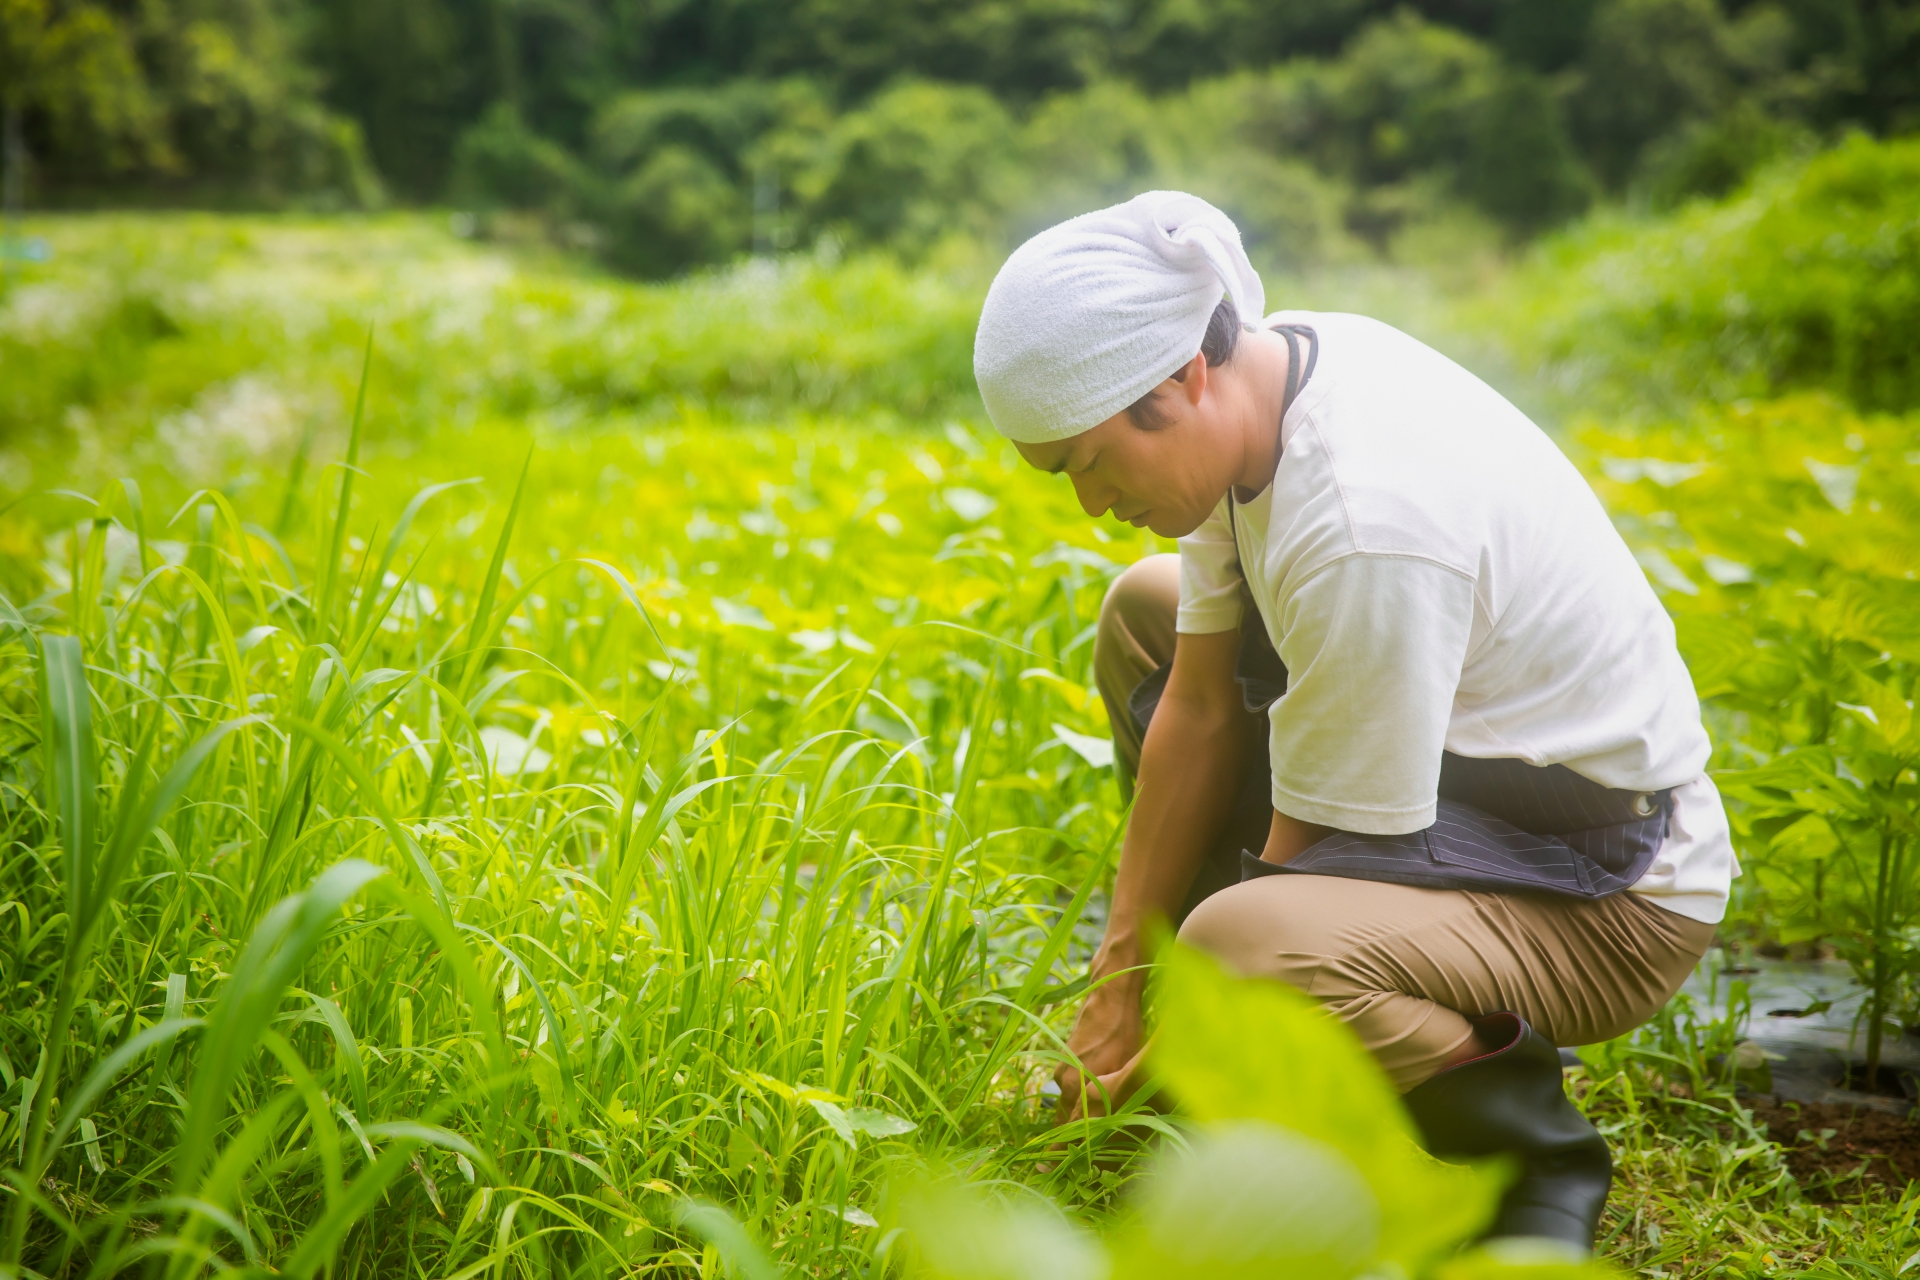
[1168,351,1208,407]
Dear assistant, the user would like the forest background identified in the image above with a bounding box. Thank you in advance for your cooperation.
[7,0,1919,277]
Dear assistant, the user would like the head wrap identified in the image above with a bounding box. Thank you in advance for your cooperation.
[972,191,1264,444]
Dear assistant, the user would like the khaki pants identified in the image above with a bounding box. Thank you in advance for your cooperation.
[1096,554,1716,1090]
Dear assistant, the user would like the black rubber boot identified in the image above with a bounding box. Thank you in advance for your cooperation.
[1401,1011,1610,1251]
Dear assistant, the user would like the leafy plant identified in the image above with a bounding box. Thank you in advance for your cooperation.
[897,945,1612,1280]
[1583,394,1920,1081]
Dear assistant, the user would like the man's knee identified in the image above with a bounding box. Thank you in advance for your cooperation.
[1176,879,1312,980]
[1097,555,1178,650]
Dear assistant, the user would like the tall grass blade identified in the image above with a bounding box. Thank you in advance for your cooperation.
[170,860,386,1199]
[422,447,532,813]
[4,636,99,1267]
[40,634,97,923]
[42,1020,204,1171]
[676,1201,783,1280]
[312,329,374,642]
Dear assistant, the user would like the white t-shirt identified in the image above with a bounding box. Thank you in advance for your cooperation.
[1177,311,1738,924]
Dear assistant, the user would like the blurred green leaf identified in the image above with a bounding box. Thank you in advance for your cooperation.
[1152,943,1504,1273]
[898,1178,1107,1280]
[1109,1121,1379,1280]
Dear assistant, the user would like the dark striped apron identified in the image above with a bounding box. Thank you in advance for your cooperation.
[1128,324,1671,902]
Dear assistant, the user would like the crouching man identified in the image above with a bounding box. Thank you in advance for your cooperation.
[971,191,1735,1253]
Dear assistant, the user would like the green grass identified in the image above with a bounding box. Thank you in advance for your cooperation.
[0,212,989,467]
[0,371,1170,1273]
[4,203,1920,1277]
[1580,1005,1920,1276]
[0,393,1152,1274]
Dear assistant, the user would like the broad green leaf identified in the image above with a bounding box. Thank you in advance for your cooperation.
[1769,813,1841,863]
[1109,1121,1378,1280]
[1151,943,1504,1273]
[1853,674,1915,748]
[809,1097,858,1145]
[846,1105,917,1138]
[898,1178,1108,1280]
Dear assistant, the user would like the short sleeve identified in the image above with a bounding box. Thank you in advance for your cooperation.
[1267,554,1476,834]
[1176,500,1245,633]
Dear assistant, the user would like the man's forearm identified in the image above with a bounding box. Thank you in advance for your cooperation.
[1095,695,1248,971]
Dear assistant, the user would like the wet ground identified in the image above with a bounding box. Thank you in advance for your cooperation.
[1681,956,1920,1114]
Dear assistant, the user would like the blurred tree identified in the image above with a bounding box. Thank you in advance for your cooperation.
[3,0,376,204]
[586,78,822,274]
[1757,0,1920,132]
[1568,0,1775,188]
[0,0,168,186]
[748,0,1115,99]
[139,0,379,202]
[304,0,495,197]
[451,101,589,212]
[13,0,1916,274]
[804,80,1019,253]
[1458,68,1592,232]
[1112,0,1376,90]
[1308,12,1591,236]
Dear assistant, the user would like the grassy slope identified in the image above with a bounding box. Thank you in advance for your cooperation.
[1,214,1916,1276]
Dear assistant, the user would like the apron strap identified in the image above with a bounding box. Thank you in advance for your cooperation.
[1229,323,1317,542]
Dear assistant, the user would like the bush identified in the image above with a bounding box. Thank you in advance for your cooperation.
[1509,134,1920,416]
[451,102,590,213]
[806,80,1020,256]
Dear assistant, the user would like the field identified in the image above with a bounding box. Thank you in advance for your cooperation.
[3,138,1920,1278]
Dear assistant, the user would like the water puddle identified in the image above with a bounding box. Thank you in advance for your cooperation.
[1683,954,1920,1113]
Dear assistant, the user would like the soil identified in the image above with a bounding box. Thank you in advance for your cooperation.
[1838,1062,1920,1099]
[1748,1097,1920,1197]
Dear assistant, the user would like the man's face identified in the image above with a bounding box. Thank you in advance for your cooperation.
[1013,365,1235,539]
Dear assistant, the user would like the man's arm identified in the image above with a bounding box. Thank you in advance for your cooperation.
[1259,807,1335,865]
[1056,627,1250,1112]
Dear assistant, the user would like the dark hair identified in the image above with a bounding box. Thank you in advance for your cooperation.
[1125,297,1244,430]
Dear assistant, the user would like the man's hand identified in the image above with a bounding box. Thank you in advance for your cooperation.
[1053,963,1145,1122]
[1057,1033,1154,1123]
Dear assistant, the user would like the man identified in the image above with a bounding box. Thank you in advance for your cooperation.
[971,191,1735,1252]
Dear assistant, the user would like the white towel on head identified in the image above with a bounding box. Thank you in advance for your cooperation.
[973,191,1264,444]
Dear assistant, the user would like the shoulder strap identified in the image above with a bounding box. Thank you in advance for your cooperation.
[1272,323,1319,407]
[1228,323,1319,540]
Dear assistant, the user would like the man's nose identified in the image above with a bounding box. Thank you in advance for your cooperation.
[1069,472,1113,518]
